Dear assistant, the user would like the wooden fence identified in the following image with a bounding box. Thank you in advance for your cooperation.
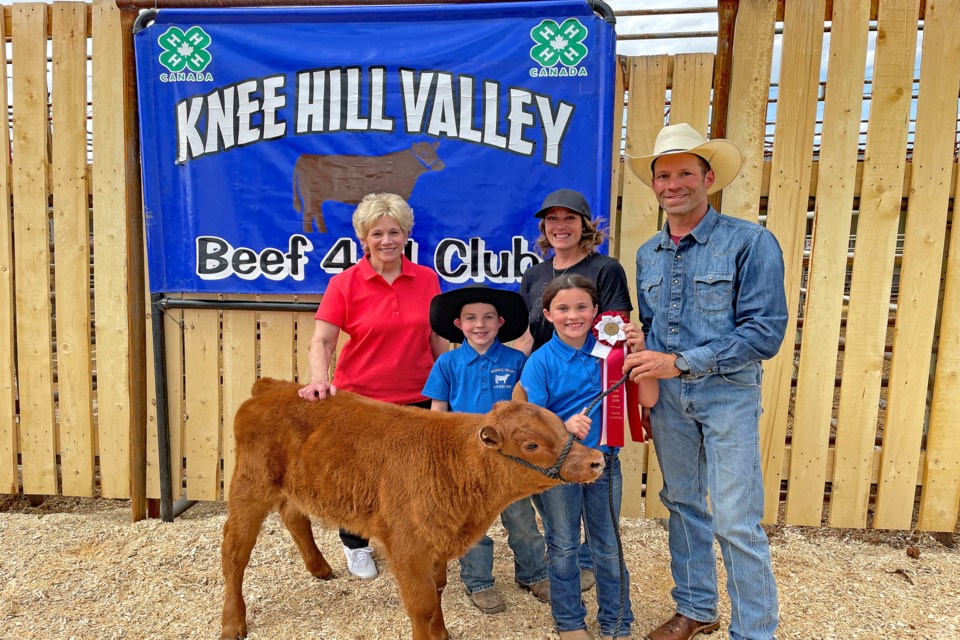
[1,0,958,532]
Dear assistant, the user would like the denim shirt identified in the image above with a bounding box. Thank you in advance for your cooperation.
[634,207,788,375]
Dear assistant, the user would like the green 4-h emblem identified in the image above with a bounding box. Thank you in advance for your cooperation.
[530,18,589,67]
[158,26,212,73]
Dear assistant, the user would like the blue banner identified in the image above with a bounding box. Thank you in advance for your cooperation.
[134,1,617,293]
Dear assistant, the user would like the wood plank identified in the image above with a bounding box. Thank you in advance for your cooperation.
[121,4,148,520]
[668,51,713,216]
[829,0,919,528]
[785,0,870,525]
[92,0,147,505]
[918,159,960,532]
[3,6,93,40]
[258,295,295,380]
[296,295,322,385]
[668,52,712,134]
[758,0,826,524]
[52,1,95,497]
[722,0,777,223]
[12,3,57,495]
[608,58,625,260]
[144,284,159,498]
[221,295,257,501]
[619,55,669,519]
[874,0,960,529]
[182,301,221,501]
[0,11,17,494]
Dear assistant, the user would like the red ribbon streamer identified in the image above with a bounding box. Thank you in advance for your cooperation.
[600,345,645,446]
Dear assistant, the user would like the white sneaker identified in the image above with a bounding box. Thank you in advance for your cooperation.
[343,545,378,579]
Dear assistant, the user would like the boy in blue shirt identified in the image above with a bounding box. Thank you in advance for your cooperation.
[423,284,550,614]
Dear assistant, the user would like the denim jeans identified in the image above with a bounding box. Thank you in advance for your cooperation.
[531,494,594,571]
[540,453,633,637]
[459,497,547,594]
[652,364,779,640]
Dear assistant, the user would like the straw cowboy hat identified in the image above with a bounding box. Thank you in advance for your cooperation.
[626,123,744,195]
[429,284,529,344]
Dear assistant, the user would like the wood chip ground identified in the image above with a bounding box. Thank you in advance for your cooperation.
[0,496,957,639]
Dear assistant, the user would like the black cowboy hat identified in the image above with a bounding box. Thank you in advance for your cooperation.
[429,284,529,344]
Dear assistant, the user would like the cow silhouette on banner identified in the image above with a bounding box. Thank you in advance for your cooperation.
[292,141,445,233]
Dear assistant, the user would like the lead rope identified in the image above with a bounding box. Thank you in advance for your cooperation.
[584,371,631,639]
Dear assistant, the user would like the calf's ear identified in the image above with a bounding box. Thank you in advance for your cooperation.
[479,425,504,449]
[511,383,528,402]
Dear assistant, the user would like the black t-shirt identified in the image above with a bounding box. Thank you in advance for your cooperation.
[518,252,633,351]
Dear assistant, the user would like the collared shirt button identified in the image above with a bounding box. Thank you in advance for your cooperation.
[671,303,678,308]
[707,369,713,373]
[673,279,679,284]
[670,328,677,333]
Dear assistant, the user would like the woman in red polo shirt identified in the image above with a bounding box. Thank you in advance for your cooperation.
[297,192,448,580]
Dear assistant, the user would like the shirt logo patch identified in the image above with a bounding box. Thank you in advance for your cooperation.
[491,368,516,389]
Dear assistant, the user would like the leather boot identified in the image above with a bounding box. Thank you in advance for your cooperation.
[645,613,720,640]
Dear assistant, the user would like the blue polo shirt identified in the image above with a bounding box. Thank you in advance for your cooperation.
[422,339,526,414]
[520,331,609,452]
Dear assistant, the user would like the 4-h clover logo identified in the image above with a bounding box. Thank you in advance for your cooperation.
[530,18,588,68]
[158,26,212,73]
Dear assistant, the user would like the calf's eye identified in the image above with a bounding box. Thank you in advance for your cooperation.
[524,442,539,452]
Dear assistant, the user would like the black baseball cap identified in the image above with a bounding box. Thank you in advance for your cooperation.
[533,188,592,219]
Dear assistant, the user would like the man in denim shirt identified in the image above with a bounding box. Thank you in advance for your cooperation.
[624,124,788,640]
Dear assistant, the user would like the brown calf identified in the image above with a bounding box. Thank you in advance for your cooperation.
[220,378,604,640]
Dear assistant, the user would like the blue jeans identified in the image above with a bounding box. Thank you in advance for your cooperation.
[459,497,547,594]
[531,494,594,571]
[539,453,633,637]
[652,364,779,640]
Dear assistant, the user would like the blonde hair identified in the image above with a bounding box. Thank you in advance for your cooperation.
[535,212,608,257]
[352,193,415,244]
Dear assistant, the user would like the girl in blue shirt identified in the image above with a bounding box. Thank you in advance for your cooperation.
[518,274,657,640]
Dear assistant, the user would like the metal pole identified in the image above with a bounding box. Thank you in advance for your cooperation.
[161,298,319,312]
[151,293,175,522]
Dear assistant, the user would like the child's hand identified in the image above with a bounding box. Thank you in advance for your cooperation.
[565,410,591,440]
[624,324,646,353]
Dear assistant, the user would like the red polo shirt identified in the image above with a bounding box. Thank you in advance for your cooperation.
[316,255,440,404]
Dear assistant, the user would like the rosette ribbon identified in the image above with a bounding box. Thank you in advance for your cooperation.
[589,313,645,446]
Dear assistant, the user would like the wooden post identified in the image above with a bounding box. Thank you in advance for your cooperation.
[92,0,147,520]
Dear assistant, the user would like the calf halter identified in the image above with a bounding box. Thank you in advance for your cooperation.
[498,431,577,480]
[499,371,631,481]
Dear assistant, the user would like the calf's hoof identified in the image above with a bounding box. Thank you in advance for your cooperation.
[308,558,334,580]
[220,622,247,640]
[220,609,247,640]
